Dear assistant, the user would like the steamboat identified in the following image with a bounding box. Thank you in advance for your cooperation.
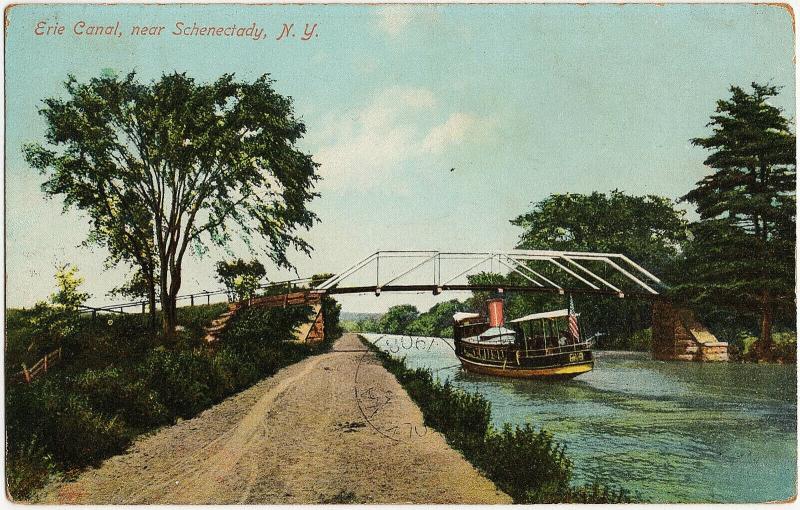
[453,297,593,380]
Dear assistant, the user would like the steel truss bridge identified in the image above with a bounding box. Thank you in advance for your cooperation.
[84,249,664,313]
[311,250,664,300]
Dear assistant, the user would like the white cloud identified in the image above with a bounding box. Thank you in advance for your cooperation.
[377,7,413,37]
[422,112,490,154]
[312,86,432,189]
[309,86,492,190]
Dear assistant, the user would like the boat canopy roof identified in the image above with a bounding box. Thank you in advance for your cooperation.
[453,312,481,323]
[509,309,579,323]
[480,326,517,338]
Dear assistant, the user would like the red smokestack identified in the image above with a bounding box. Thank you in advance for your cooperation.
[487,298,504,327]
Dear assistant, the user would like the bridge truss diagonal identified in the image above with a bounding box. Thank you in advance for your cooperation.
[311,250,664,299]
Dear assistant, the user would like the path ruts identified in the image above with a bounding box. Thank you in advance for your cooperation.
[38,334,510,504]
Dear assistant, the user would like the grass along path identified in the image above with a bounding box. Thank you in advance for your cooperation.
[37,334,510,504]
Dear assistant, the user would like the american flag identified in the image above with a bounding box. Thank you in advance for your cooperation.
[568,295,580,341]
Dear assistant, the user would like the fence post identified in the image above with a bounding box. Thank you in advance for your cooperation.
[92,309,97,321]
[43,353,48,373]
[191,295,195,307]
[22,364,30,383]
[207,294,210,305]
[141,302,146,314]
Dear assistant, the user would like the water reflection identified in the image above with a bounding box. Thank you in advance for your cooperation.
[363,334,797,503]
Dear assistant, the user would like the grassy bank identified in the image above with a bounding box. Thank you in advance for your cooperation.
[5,299,341,501]
[360,335,632,503]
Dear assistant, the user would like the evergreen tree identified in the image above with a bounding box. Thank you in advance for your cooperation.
[680,83,795,359]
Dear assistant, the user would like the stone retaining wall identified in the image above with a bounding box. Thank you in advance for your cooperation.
[652,301,728,362]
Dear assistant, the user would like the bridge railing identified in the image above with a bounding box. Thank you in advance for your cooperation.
[313,250,664,299]
[82,277,315,314]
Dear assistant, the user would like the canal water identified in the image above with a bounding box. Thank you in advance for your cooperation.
[362,333,797,503]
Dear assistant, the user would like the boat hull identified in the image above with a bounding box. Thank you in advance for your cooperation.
[456,355,594,380]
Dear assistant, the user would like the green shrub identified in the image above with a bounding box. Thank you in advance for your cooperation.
[64,317,150,369]
[7,379,130,468]
[73,367,170,428]
[740,330,796,363]
[627,327,652,351]
[5,438,58,501]
[567,480,632,503]
[176,303,229,344]
[772,331,797,363]
[481,424,571,503]
[224,304,312,347]
[321,296,343,345]
[137,349,215,419]
[340,320,360,333]
[212,346,259,394]
[49,394,131,465]
[5,299,342,500]
[221,305,321,376]
[387,361,490,453]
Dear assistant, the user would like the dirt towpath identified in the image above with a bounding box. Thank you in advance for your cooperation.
[38,334,510,504]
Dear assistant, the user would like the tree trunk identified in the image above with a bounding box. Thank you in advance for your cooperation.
[159,253,174,342]
[147,276,157,331]
[141,266,157,331]
[757,291,774,361]
[161,293,174,342]
[161,266,182,342]
[161,297,180,342]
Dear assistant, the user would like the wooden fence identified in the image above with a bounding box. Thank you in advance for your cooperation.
[12,347,63,384]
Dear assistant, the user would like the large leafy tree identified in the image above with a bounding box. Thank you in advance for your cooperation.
[509,191,688,346]
[24,72,319,340]
[679,83,795,359]
[511,190,687,272]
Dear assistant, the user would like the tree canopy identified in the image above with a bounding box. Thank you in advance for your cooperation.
[677,83,796,358]
[24,71,319,339]
[378,305,421,334]
[216,258,267,301]
[511,190,688,274]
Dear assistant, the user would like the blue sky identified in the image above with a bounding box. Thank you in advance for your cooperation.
[5,3,795,312]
